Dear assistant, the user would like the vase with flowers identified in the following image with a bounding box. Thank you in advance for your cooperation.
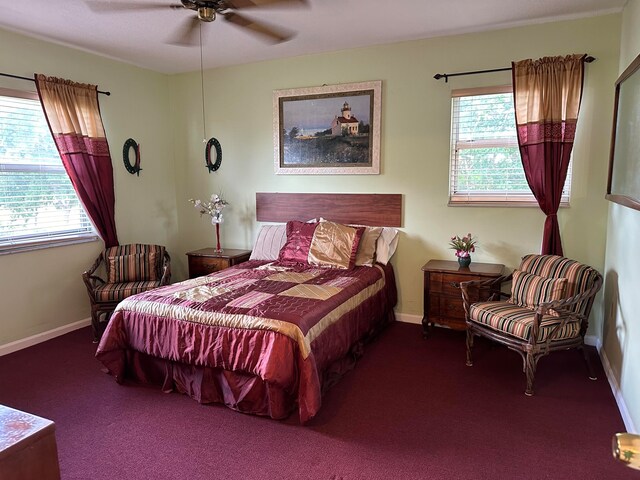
[189,193,228,253]
[449,233,477,268]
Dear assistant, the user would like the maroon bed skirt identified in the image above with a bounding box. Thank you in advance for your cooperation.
[98,262,398,422]
[116,308,395,421]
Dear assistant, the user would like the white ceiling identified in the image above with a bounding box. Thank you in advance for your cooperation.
[0,0,625,74]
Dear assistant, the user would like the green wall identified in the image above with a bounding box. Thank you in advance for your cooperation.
[169,14,620,334]
[602,0,640,432]
[0,29,177,346]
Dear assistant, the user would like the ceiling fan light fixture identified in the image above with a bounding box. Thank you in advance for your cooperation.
[198,7,216,22]
[88,0,304,45]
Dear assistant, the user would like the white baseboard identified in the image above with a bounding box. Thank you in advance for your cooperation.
[0,318,91,357]
[587,336,637,433]
[395,312,422,325]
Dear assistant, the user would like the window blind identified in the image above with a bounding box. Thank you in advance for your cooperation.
[0,89,96,253]
[449,86,571,206]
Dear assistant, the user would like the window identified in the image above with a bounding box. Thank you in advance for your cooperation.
[0,88,96,253]
[449,85,571,206]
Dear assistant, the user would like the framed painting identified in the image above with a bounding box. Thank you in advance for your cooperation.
[273,80,381,174]
[607,52,640,211]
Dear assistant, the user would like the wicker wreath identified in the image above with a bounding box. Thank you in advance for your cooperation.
[123,138,142,176]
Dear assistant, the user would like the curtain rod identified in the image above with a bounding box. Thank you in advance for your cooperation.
[0,72,111,96]
[433,55,596,83]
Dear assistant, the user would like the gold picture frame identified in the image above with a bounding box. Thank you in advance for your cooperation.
[273,80,382,175]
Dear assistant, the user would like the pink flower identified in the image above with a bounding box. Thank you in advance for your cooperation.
[449,233,477,256]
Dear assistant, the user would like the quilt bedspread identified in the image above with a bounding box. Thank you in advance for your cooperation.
[96,260,396,422]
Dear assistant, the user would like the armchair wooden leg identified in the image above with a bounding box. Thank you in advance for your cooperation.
[465,329,474,367]
[90,308,100,343]
[579,345,598,381]
[524,352,537,396]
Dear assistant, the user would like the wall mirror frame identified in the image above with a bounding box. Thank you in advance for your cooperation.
[606,53,640,211]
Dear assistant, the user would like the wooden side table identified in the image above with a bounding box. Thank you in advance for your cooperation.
[186,248,251,279]
[0,405,61,480]
[421,259,505,337]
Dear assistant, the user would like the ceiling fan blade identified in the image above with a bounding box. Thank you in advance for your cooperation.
[86,1,183,12]
[167,16,201,46]
[223,12,293,43]
[226,0,308,9]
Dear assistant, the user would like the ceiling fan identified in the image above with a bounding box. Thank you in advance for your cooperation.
[86,0,307,45]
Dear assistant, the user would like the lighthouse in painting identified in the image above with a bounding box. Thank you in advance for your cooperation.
[331,101,359,136]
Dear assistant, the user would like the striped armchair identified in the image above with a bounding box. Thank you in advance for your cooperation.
[461,254,602,396]
[82,244,171,341]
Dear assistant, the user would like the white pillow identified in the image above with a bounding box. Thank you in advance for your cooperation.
[249,224,287,261]
[375,227,399,265]
[249,219,319,261]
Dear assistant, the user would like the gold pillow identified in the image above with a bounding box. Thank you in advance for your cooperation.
[354,227,383,266]
[307,221,364,269]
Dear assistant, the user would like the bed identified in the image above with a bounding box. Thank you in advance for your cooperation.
[96,193,401,422]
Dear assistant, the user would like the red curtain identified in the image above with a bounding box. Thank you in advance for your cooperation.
[512,55,585,256]
[35,74,119,248]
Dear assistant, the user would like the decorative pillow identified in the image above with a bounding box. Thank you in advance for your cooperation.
[107,252,160,283]
[307,221,365,269]
[508,269,568,316]
[326,219,383,267]
[278,221,319,264]
[353,226,383,267]
[375,227,399,265]
[249,224,287,261]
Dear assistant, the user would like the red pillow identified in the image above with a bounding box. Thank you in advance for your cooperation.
[278,220,319,264]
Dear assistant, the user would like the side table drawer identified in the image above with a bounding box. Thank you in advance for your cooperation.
[429,294,466,322]
[188,257,229,277]
[186,249,252,280]
[430,273,480,296]
[439,295,466,319]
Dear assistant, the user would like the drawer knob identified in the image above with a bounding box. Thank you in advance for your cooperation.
[449,281,460,288]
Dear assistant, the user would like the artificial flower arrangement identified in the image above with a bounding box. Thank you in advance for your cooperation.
[188,193,228,224]
[449,233,477,258]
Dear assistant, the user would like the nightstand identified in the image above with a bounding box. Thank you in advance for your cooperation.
[421,259,505,337]
[186,248,251,279]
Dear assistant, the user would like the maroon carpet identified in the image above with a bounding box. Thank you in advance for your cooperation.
[0,322,633,480]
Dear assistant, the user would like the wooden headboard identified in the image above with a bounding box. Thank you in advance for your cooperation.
[256,193,402,227]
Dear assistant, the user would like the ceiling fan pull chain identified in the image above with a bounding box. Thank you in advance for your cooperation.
[200,22,207,143]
